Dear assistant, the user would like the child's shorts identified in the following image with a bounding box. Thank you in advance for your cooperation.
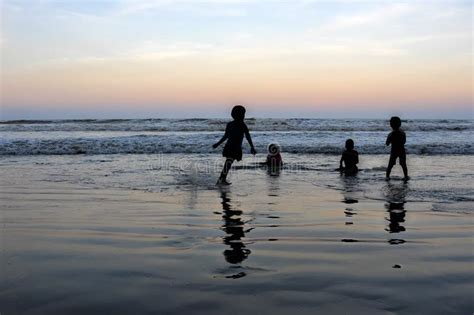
[389,151,406,165]
[222,145,242,161]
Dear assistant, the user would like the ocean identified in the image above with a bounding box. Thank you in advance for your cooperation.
[1,118,472,155]
[1,118,472,207]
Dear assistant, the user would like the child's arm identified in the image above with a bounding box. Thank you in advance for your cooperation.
[212,125,229,148]
[386,132,392,146]
[244,125,256,155]
[339,155,344,169]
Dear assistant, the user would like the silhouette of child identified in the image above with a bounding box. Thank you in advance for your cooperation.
[213,105,256,185]
[386,116,409,180]
[266,143,283,170]
[339,139,359,175]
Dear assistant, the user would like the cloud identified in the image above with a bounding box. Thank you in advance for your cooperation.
[232,32,253,40]
[114,0,174,16]
[114,0,249,16]
[126,41,216,60]
[316,3,416,32]
[3,0,471,72]
[305,2,471,58]
[41,40,218,65]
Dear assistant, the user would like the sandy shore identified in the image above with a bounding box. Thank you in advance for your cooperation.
[1,154,473,314]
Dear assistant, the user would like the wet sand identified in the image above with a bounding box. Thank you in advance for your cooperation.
[1,158,473,314]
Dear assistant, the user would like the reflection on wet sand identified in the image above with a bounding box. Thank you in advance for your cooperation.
[340,175,360,226]
[386,202,406,233]
[340,175,360,204]
[219,189,251,278]
[266,167,281,197]
[383,181,409,244]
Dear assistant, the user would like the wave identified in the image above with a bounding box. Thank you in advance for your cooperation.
[0,118,472,132]
[1,135,471,156]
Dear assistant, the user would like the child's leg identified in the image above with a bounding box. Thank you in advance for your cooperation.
[399,155,408,178]
[219,158,234,181]
[386,155,396,178]
[401,162,408,178]
[386,163,393,178]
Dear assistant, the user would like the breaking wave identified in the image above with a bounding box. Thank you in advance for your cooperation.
[1,134,471,156]
[1,118,472,132]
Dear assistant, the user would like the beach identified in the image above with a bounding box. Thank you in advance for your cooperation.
[3,0,473,312]
[1,149,473,314]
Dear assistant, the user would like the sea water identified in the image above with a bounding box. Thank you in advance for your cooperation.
[1,118,472,155]
[1,118,473,209]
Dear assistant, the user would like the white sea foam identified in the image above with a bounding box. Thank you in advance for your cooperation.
[1,118,472,132]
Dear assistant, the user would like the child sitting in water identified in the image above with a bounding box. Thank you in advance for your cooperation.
[266,143,283,170]
[212,105,256,185]
[386,116,409,180]
[339,139,359,175]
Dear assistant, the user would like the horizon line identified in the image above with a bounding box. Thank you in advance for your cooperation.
[1,116,473,122]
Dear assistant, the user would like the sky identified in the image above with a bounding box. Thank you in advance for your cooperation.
[0,0,472,119]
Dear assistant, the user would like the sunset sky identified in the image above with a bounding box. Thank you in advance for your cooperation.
[1,0,472,119]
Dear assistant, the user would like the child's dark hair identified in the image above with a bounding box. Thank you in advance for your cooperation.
[390,116,402,129]
[345,139,354,150]
[231,105,246,121]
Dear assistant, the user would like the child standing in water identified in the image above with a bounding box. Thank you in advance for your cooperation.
[213,105,256,185]
[339,139,359,175]
[386,116,409,180]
